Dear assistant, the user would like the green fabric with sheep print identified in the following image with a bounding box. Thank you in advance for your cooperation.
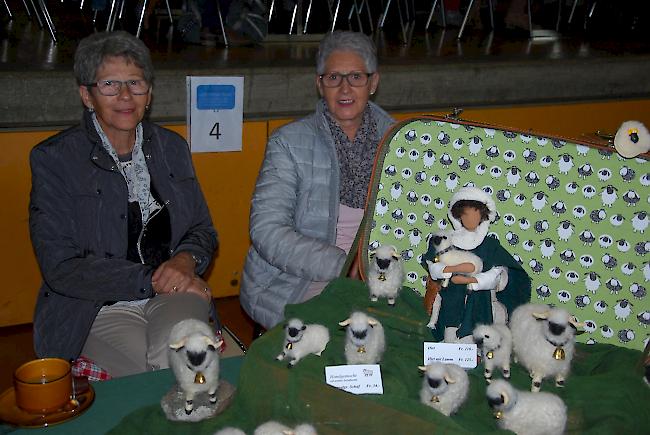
[359,116,649,351]
[110,278,650,435]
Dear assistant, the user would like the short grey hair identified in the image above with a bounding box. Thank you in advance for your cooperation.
[316,31,377,75]
[73,31,154,86]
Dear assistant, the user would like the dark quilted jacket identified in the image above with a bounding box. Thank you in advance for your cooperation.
[29,112,218,360]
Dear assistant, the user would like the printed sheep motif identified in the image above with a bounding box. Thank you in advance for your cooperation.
[253,421,317,435]
[168,319,223,415]
[276,319,329,368]
[367,244,405,306]
[486,379,567,435]
[339,312,386,365]
[510,304,582,392]
[418,363,469,416]
[473,324,512,382]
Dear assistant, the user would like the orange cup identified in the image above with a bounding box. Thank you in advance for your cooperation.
[13,358,72,414]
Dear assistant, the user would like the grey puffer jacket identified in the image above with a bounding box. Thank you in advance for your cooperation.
[29,112,218,361]
[240,101,394,329]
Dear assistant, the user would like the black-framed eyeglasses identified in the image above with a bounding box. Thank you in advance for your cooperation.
[85,79,150,96]
[319,71,374,88]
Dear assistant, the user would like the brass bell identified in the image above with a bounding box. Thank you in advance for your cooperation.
[553,347,565,360]
[494,411,503,419]
[430,396,440,403]
[486,351,494,359]
[357,346,366,353]
[286,342,293,350]
[194,372,206,384]
[378,272,387,282]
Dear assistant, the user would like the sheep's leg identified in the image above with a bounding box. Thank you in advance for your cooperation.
[387,297,396,306]
[209,387,218,404]
[184,391,195,414]
[555,374,566,387]
[502,364,511,379]
[531,373,543,392]
[276,351,286,361]
[288,357,298,368]
[484,367,493,383]
[370,294,378,302]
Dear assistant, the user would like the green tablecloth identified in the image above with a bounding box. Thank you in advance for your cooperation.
[1,357,243,435]
[109,278,648,434]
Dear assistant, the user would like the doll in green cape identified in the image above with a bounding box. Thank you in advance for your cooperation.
[421,187,531,343]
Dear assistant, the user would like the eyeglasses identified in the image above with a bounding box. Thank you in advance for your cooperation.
[86,79,150,96]
[319,71,374,88]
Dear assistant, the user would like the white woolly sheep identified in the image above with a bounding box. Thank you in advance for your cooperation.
[168,319,223,415]
[276,318,330,368]
[253,421,317,435]
[510,303,582,392]
[418,363,470,416]
[367,244,405,306]
[486,379,567,435]
[473,323,512,382]
[339,312,386,365]
[426,231,484,330]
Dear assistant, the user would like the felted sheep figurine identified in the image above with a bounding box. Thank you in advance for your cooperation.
[426,231,484,329]
[339,311,386,365]
[614,120,650,159]
[418,363,470,416]
[486,379,567,435]
[367,244,405,306]
[276,318,330,368]
[510,303,582,392]
[168,319,223,415]
[473,323,512,383]
[253,421,318,435]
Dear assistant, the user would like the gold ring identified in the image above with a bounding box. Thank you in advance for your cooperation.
[203,287,209,293]
[172,286,178,292]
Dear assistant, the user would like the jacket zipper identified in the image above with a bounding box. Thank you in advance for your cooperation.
[136,201,169,264]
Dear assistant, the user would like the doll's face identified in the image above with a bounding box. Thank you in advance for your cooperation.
[460,207,482,231]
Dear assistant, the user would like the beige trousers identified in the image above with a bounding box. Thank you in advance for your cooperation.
[81,293,210,378]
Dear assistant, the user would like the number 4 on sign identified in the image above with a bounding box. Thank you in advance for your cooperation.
[210,122,222,139]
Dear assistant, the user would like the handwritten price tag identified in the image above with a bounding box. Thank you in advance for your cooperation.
[325,365,383,395]
[423,343,478,369]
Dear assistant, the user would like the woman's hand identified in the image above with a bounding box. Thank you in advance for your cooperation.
[183,276,213,303]
[152,252,195,294]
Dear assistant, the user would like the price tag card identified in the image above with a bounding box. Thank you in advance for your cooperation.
[423,343,477,369]
[186,76,244,153]
[325,364,383,395]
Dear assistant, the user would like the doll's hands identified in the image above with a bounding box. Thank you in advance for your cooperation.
[467,267,507,291]
[426,260,452,280]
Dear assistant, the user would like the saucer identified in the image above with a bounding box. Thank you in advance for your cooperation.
[0,385,94,428]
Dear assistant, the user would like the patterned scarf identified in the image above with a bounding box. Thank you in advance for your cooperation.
[92,114,160,223]
[324,103,378,209]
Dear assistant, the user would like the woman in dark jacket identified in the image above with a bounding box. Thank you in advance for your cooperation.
[29,31,218,377]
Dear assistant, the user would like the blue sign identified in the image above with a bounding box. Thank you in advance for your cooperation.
[196,84,236,110]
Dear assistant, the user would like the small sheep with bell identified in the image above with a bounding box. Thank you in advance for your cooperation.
[367,244,405,306]
[339,311,385,365]
[168,319,223,415]
[473,323,512,383]
[510,303,582,392]
[425,231,484,329]
[418,362,469,416]
[614,120,650,159]
[276,318,330,368]
[486,379,567,435]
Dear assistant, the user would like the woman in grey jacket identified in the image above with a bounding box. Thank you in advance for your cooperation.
[240,31,394,330]
[29,31,218,377]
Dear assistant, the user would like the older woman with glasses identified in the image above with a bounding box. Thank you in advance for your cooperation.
[29,31,218,377]
[240,31,394,331]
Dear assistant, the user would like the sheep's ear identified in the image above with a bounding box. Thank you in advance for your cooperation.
[368,319,379,327]
[569,316,585,331]
[169,338,186,351]
[444,374,456,384]
[501,392,509,406]
[418,365,428,372]
[338,318,351,327]
[301,325,306,331]
[390,245,399,257]
[203,335,219,349]
[532,311,549,320]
